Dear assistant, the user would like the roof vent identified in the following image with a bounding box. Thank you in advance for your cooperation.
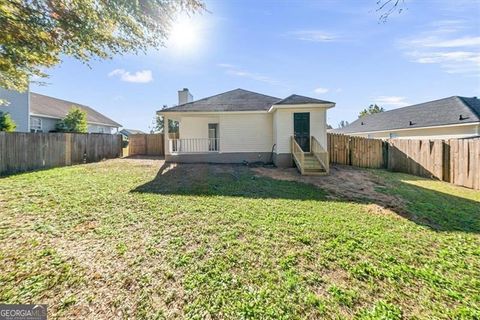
[459,115,469,120]
[409,121,414,126]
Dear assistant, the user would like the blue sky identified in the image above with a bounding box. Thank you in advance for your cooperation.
[31,0,480,131]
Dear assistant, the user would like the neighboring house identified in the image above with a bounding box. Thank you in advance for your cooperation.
[120,128,145,140]
[0,88,121,133]
[158,88,335,174]
[333,96,480,139]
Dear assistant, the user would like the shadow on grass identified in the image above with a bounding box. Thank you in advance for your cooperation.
[132,162,480,234]
[132,162,327,201]
[372,171,480,234]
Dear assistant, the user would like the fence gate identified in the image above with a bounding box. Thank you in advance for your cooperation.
[127,134,164,156]
[328,133,386,169]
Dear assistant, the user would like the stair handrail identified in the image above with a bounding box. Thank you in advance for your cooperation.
[311,136,329,173]
[291,136,305,172]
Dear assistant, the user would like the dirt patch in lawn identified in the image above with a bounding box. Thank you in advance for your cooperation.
[120,157,406,215]
[253,165,406,215]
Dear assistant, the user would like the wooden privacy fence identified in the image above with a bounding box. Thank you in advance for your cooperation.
[328,133,386,168]
[388,139,445,180]
[0,132,122,175]
[327,133,480,190]
[449,139,480,189]
[127,133,164,156]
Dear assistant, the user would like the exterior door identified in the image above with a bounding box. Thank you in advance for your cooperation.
[208,123,219,151]
[293,112,310,152]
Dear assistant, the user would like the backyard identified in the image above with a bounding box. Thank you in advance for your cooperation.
[0,158,479,319]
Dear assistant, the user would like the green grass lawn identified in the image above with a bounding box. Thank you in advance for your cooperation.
[0,159,479,319]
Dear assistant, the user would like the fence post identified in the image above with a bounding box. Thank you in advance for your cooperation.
[441,140,449,182]
[65,133,72,166]
[382,140,388,169]
[348,136,352,166]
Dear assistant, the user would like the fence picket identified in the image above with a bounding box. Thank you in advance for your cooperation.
[0,132,121,175]
[327,133,479,190]
[127,134,164,156]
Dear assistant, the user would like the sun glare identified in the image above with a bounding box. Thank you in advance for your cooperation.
[168,15,202,54]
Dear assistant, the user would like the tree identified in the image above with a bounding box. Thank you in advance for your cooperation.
[338,120,350,129]
[359,104,385,118]
[0,0,205,92]
[327,124,333,130]
[151,105,179,134]
[152,114,179,134]
[55,107,88,133]
[0,111,17,132]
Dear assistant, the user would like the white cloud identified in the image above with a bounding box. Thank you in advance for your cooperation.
[313,87,329,94]
[373,96,409,108]
[108,69,153,83]
[218,63,284,86]
[287,30,338,42]
[422,36,480,48]
[399,20,480,75]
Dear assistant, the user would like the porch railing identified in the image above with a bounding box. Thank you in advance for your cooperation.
[169,138,220,154]
[311,136,329,173]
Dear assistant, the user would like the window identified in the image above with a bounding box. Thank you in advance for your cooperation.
[389,133,398,139]
[30,117,42,132]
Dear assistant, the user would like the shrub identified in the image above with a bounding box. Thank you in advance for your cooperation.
[0,111,17,132]
[55,106,88,133]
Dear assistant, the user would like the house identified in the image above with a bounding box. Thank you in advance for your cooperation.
[120,128,145,140]
[0,88,121,133]
[158,88,335,174]
[333,96,480,139]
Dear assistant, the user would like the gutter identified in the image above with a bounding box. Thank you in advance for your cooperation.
[336,121,480,135]
[30,113,121,127]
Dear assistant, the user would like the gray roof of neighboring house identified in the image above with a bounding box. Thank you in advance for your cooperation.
[333,96,480,134]
[120,128,145,136]
[30,92,122,127]
[161,89,282,112]
[274,94,334,105]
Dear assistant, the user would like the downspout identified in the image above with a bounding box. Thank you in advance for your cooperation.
[270,144,276,164]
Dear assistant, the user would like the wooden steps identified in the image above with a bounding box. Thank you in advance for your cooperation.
[291,136,329,176]
[298,153,327,175]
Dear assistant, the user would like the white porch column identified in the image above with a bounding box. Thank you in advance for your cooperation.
[163,114,170,155]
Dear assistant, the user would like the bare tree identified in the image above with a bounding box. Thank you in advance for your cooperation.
[377,0,406,22]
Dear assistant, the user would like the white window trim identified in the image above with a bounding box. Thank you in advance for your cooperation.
[30,117,42,132]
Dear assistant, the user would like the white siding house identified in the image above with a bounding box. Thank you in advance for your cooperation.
[333,96,480,140]
[0,88,121,133]
[0,88,30,132]
[159,88,335,174]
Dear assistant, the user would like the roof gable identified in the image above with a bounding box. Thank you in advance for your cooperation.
[334,96,480,134]
[274,94,334,105]
[161,89,281,112]
[30,93,121,127]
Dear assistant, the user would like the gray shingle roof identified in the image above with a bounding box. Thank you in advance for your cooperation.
[161,89,282,112]
[30,93,121,127]
[333,96,480,134]
[274,94,334,105]
[120,129,145,137]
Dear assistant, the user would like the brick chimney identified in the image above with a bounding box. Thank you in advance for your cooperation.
[178,88,193,105]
